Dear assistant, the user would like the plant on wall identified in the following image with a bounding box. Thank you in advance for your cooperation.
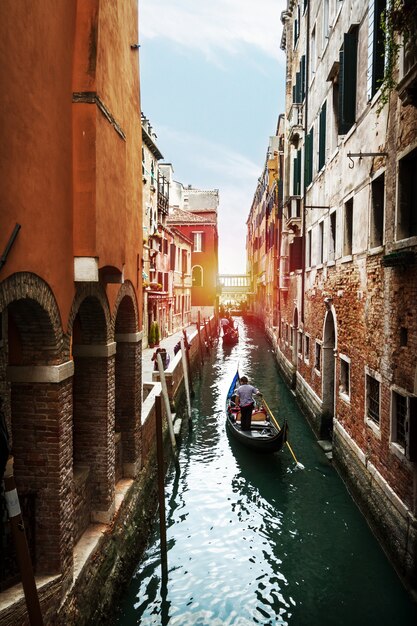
[379,0,417,110]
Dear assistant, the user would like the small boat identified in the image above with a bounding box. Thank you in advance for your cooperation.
[222,326,239,345]
[226,371,288,453]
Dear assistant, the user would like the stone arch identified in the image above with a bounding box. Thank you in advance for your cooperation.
[0,272,72,585]
[69,284,115,535]
[0,272,64,364]
[113,283,141,479]
[112,281,139,336]
[67,282,111,343]
[322,305,338,437]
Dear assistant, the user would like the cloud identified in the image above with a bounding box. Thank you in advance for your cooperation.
[140,0,286,62]
[157,126,259,273]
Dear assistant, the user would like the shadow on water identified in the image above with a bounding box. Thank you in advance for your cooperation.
[114,320,417,626]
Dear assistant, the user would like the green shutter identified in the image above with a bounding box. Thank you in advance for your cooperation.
[301,55,306,100]
[304,129,313,187]
[318,101,327,171]
[340,31,358,134]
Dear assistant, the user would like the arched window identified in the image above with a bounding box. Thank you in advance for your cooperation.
[192,265,203,287]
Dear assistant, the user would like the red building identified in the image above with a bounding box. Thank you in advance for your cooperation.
[167,186,219,320]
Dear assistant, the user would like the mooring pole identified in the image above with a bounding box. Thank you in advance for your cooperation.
[203,318,210,353]
[180,338,192,422]
[156,353,177,455]
[197,311,204,364]
[3,457,44,625]
[182,330,194,397]
[155,394,168,580]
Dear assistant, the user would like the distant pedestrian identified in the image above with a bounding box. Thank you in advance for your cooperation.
[152,348,170,370]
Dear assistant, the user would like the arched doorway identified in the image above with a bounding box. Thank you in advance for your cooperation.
[322,308,336,436]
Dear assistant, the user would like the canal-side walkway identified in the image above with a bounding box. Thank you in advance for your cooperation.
[141,324,198,382]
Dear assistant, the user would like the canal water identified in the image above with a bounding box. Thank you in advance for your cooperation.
[114,320,417,625]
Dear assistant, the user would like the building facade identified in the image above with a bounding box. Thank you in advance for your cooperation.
[166,182,219,321]
[247,0,417,598]
[0,1,144,621]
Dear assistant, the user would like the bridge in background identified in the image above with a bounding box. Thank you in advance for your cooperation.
[218,274,251,306]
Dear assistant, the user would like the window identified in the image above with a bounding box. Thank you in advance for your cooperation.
[192,265,203,287]
[314,341,322,372]
[193,232,204,252]
[304,334,310,362]
[329,211,336,261]
[318,221,324,264]
[322,0,330,49]
[307,229,312,267]
[339,29,358,134]
[392,390,407,450]
[343,198,353,256]
[293,149,302,195]
[366,373,380,425]
[318,101,327,171]
[367,0,386,100]
[370,173,385,248]
[397,148,417,240]
[340,356,350,398]
[311,26,316,76]
[294,4,300,47]
[298,330,303,357]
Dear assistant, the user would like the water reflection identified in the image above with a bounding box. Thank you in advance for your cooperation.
[114,320,417,626]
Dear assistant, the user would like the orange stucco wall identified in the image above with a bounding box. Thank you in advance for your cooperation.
[0,0,143,328]
[0,1,76,326]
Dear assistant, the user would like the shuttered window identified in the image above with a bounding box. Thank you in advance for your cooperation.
[339,30,358,134]
[367,0,386,100]
[304,128,313,187]
[293,149,302,195]
[318,100,327,171]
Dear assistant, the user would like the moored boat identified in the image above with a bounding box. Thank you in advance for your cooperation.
[225,371,288,453]
[222,326,239,345]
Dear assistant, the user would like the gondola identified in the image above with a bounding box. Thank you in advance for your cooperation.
[222,326,239,345]
[226,371,288,453]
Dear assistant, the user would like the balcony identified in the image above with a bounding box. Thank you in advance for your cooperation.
[157,172,169,216]
[288,102,303,146]
[285,196,302,232]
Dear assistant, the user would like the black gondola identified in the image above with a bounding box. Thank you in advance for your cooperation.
[222,326,239,345]
[226,371,288,453]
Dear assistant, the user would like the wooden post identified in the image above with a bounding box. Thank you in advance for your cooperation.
[197,310,204,364]
[203,318,210,353]
[155,394,168,579]
[156,353,177,454]
[180,338,192,422]
[3,458,44,626]
[182,329,194,397]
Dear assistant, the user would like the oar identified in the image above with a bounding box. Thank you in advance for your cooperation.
[262,398,305,469]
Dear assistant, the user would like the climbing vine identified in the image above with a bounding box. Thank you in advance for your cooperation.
[379,0,417,111]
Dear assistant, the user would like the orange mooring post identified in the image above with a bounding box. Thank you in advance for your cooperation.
[203,318,210,354]
[3,457,44,625]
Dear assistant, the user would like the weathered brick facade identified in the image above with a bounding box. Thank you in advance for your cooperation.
[249,0,417,600]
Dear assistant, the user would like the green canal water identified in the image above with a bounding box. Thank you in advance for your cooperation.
[115,320,417,625]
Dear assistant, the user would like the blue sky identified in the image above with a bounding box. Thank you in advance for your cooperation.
[139,0,286,273]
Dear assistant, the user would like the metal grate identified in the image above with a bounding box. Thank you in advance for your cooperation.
[367,375,380,423]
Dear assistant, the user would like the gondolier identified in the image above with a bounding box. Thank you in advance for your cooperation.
[235,376,261,431]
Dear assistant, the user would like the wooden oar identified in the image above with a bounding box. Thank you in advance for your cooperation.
[262,398,305,469]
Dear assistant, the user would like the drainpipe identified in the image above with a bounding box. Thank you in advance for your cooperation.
[301,3,310,325]
[0,223,21,272]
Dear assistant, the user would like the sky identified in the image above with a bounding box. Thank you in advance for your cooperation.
[139,0,287,274]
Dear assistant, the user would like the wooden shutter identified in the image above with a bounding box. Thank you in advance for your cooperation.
[318,101,327,171]
[300,55,306,100]
[339,31,358,134]
[304,129,313,187]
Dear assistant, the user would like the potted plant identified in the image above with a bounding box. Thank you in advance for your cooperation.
[153,321,161,346]
[148,322,156,348]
